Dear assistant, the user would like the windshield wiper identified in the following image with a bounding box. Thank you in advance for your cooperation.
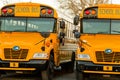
[112,30,120,33]
[27,30,38,32]
[97,32,108,34]
[35,39,46,45]
[13,30,24,32]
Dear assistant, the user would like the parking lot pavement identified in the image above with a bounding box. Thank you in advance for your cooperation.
[1,72,76,80]
[54,73,75,80]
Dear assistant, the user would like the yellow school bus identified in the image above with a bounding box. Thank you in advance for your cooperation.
[0,2,77,80]
[74,4,120,80]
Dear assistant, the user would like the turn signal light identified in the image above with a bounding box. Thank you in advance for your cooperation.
[41,9,46,14]
[45,41,50,47]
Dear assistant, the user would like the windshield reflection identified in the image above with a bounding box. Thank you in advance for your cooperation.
[83,19,120,34]
[0,17,55,32]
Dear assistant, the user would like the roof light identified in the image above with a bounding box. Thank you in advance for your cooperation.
[85,10,90,15]
[47,9,52,14]
[41,9,46,14]
[2,9,7,14]
[91,10,96,15]
[45,41,50,47]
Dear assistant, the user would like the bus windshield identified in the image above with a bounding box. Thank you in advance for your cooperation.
[83,19,120,34]
[0,17,55,32]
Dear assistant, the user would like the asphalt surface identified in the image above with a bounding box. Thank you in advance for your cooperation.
[0,72,75,80]
[1,70,120,80]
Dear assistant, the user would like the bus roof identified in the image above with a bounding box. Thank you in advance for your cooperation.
[80,4,120,19]
[0,2,58,18]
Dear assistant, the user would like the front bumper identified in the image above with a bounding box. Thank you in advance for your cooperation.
[0,59,48,71]
[76,60,120,74]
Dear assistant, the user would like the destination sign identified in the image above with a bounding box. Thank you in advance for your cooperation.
[15,6,40,17]
[98,8,120,19]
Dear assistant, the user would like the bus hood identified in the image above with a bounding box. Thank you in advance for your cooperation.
[80,34,120,48]
[0,32,45,46]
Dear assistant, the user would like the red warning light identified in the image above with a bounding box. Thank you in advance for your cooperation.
[85,10,90,15]
[2,9,7,14]
[47,9,52,14]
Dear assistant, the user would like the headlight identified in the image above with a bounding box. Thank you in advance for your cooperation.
[77,54,90,60]
[33,53,48,58]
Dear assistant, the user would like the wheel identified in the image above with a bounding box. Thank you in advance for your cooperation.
[69,52,75,73]
[67,52,75,73]
[76,64,89,80]
[41,55,54,80]
[61,52,75,73]
[76,70,84,80]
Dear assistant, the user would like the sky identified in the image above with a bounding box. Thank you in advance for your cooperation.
[111,0,120,4]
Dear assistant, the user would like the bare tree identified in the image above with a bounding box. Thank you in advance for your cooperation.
[2,0,12,5]
[58,0,110,16]
[1,0,21,5]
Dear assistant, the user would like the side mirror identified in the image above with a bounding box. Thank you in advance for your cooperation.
[58,32,65,45]
[74,32,81,38]
[60,20,65,29]
[73,15,79,25]
[73,29,78,33]
[59,32,65,39]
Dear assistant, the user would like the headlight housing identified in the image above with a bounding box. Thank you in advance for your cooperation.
[77,54,90,60]
[33,53,48,58]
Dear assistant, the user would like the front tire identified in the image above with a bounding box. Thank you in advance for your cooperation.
[76,62,89,80]
[76,70,84,80]
[61,52,75,73]
[67,52,75,73]
[41,55,54,80]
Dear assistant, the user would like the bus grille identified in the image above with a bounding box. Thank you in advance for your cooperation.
[4,48,28,59]
[96,51,120,62]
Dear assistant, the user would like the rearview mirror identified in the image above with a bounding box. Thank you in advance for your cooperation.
[59,32,65,39]
[58,32,65,45]
[73,29,78,33]
[60,20,65,29]
[74,32,81,38]
[73,15,79,25]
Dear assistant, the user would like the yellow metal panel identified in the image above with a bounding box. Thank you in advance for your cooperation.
[54,9,58,19]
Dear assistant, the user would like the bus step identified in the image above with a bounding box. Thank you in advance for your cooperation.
[54,66,62,71]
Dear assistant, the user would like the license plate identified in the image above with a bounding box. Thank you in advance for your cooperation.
[103,75,110,77]
[103,66,112,71]
[10,62,19,67]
